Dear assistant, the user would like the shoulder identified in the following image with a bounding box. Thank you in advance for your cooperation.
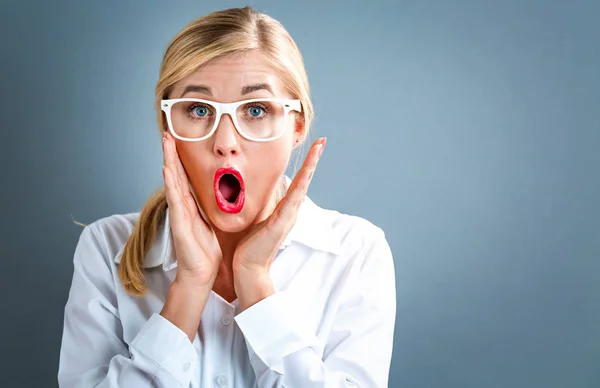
[304,198,390,261]
[305,200,396,293]
[86,212,140,243]
[73,212,141,266]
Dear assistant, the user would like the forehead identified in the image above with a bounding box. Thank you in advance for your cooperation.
[170,50,289,100]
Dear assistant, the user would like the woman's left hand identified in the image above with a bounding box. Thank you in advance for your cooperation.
[232,138,326,309]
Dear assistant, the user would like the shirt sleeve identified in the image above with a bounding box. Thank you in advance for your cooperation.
[58,225,199,387]
[234,227,397,387]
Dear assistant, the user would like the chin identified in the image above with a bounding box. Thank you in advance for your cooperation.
[208,211,252,233]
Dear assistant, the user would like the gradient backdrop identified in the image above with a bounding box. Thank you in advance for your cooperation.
[1,0,599,387]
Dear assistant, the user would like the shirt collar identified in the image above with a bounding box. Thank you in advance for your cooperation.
[114,175,341,270]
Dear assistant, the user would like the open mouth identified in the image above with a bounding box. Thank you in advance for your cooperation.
[219,174,241,203]
[214,168,245,214]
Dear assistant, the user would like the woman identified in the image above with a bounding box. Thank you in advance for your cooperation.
[58,6,396,388]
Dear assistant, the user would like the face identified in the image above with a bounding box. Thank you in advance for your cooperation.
[167,50,304,233]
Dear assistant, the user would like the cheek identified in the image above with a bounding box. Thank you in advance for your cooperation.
[176,143,213,187]
[250,142,292,175]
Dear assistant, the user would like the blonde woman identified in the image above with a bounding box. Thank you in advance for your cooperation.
[58,6,396,388]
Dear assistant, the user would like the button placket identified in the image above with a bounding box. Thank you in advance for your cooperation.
[216,375,228,387]
[213,296,235,388]
[221,314,233,326]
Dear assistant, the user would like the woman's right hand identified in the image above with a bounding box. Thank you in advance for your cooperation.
[162,130,222,289]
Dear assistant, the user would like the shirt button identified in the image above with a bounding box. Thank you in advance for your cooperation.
[182,362,191,372]
[221,315,233,326]
[216,375,228,387]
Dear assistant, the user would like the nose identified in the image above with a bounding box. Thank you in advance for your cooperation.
[212,113,241,157]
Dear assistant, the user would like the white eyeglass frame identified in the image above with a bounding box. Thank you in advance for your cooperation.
[160,97,302,142]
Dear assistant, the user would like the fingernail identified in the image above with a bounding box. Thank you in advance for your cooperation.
[317,142,325,158]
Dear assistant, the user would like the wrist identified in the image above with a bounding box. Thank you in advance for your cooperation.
[161,281,211,342]
[234,270,274,311]
[233,264,269,280]
[174,272,215,292]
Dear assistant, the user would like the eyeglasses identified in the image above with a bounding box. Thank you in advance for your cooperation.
[160,98,302,142]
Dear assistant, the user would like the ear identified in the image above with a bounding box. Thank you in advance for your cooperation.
[292,116,306,148]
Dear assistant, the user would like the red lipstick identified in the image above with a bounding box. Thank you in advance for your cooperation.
[214,167,245,214]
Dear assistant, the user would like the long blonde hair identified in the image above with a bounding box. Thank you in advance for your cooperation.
[119,7,314,296]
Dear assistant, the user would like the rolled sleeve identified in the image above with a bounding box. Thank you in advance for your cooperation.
[58,225,200,387]
[233,226,396,387]
[130,313,198,385]
[234,291,321,374]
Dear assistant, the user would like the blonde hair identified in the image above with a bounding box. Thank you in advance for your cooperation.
[119,7,314,296]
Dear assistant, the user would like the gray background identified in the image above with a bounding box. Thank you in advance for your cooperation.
[1,0,598,387]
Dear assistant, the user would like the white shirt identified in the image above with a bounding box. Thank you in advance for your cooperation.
[58,184,396,387]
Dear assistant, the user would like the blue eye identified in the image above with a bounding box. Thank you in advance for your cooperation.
[193,106,209,117]
[247,106,264,117]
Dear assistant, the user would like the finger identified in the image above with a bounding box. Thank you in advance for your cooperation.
[163,165,186,226]
[269,138,326,233]
[173,143,189,191]
[169,132,188,192]
[283,137,326,209]
[162,131,178,192]
[162,131,169,172]
[187,179,213,228]
[166,133,212,226]
[164,132,184,192]
[163,133,191,227]
[163,132,211,226]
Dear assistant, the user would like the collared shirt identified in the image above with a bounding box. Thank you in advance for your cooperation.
[58,180,396,388]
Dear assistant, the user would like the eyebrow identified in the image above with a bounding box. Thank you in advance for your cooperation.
[179,83,275,98]
[241,83,274,96]
[181,85,212,97]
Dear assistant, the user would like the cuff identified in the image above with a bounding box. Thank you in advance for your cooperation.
[234,291,320,374]
[130,313,198,386]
